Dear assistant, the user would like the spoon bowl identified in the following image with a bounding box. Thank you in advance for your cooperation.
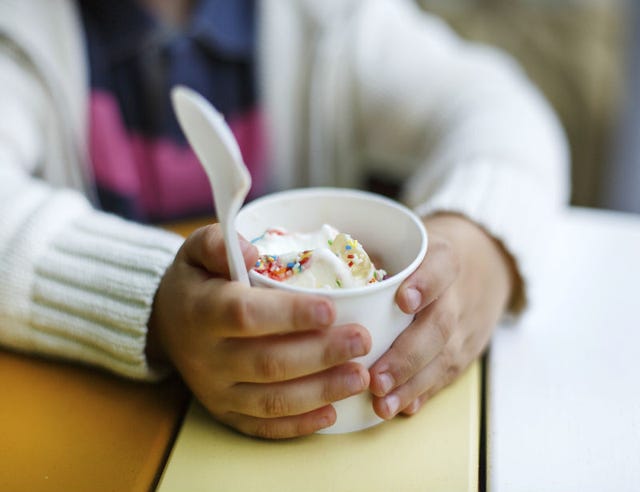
[171,86,252,284]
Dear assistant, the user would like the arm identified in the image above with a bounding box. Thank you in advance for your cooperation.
[346,0,569,416]
[351,0,569,288]
[0,44,183,380]
[0,41,369,437]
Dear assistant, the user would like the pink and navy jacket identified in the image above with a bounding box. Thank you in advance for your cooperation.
[81,0,267,222]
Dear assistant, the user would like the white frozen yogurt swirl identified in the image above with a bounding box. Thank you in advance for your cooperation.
[252,225,386,289]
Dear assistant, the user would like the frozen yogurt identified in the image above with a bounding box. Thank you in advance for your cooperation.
[251,224,387,289]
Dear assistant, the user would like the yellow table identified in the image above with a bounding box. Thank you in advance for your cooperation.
[158,362,481,492]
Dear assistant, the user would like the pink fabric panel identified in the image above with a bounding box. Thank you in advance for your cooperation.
[228,108,268,197]
[129,135,212,217]
[89,92,141,196]
[88,90,268,219]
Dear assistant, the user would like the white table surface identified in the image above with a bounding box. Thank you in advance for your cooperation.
[488,208,640,491]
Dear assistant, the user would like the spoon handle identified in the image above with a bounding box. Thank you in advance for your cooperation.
[223,207,249,285]
[171,86,252,286]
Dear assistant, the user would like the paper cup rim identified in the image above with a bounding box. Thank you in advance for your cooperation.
[238,187,428,298]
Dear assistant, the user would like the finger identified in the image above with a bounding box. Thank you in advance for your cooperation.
[372,345,465,420]
[181,224,259,275]
[215,324,372,382]
[397,317,494,418]
[227,362,369,418]
[218,406,337,439]
[395,235,459,314]
[369,294,457,398]
[198,281,336,337]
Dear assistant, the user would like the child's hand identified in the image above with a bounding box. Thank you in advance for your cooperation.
[369,214,517,419]
[148,225,371,439]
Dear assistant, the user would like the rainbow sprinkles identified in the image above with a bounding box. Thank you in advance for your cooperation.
[251,225,387,289]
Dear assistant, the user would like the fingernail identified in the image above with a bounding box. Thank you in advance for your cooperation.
[347,371,367,393]
[384,394,400,417]
[405,288,421,312]
[319,414,334,429]
[405,398,420,415]
[349,333,366,357]
[377,372,394,395]
[315,302,332,326]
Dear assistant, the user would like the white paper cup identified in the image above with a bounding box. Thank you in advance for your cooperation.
[235,188,428,433]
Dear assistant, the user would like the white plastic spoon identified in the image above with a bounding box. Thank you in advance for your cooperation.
[171,86,252,284]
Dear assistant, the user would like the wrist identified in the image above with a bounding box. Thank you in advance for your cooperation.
[146,276,171,366]
[422,213,521,313]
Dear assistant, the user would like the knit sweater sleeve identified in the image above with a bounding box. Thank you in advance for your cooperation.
[350,0,570,310]
[0,45,183,381]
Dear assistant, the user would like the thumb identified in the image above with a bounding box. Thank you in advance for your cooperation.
[180,224,259,276]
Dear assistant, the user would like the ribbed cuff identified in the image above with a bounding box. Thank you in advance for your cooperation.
[30,209,183,380]
[407,159,559,314]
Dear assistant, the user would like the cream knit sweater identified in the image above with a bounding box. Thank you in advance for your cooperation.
[0,0,569,380]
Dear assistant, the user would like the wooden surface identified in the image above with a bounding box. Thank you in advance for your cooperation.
[0,349,188,492]
[0,220,203,492]
[158,362,481,492]
[162,217,213,238]
[488,208,640,491]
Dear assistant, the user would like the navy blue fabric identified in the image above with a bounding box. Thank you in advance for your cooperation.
[79,0,257,142]
[78,0,259,221]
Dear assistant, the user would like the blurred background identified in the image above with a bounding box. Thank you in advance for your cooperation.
[418,0,638,213]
